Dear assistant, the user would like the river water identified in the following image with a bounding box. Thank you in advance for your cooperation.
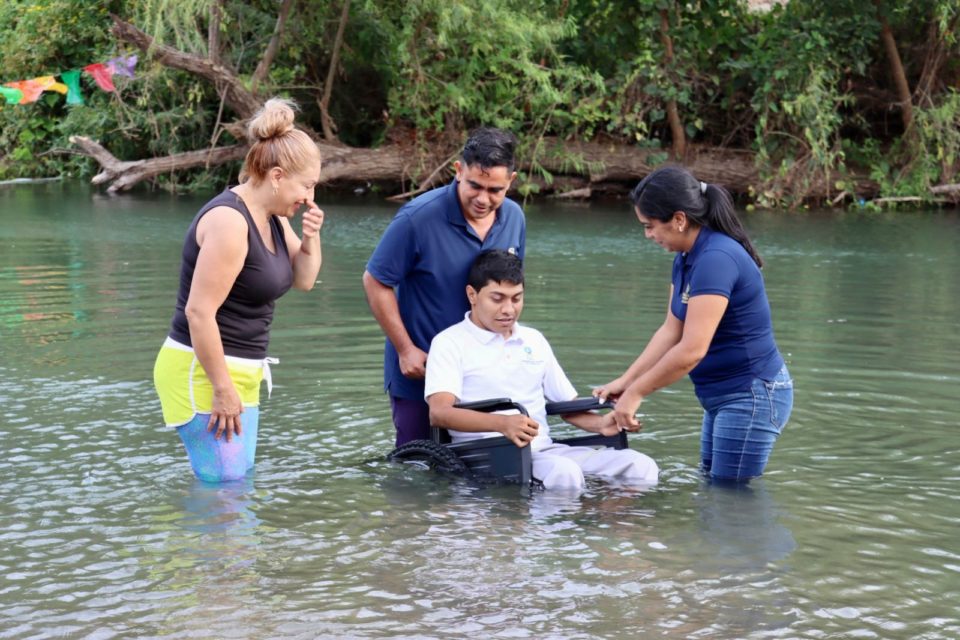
[1,181,958,639]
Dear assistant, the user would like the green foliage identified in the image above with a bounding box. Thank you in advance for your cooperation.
[374,1,602,136]
[725,0,879,206]
[1,0,959,204]
[0,0,117,179]
[128,0,212,53]
[869,90,960,202]
[752,66,855,207]
[0,0,247,187]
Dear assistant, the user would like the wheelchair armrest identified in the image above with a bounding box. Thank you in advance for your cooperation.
[433,398,529,445]
[454,398,529,416]
[547,397,627,450]
[432,400,536,485]
[545,397,614,415]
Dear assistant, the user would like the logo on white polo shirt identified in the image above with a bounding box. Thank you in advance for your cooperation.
[521,345,544,365]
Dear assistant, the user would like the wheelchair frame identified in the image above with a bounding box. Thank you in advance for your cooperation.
[387,397,627,488]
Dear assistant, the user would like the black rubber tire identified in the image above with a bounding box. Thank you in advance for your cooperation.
[387,439,469,476]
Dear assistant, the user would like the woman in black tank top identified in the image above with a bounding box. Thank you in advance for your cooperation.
[153,98,326,483]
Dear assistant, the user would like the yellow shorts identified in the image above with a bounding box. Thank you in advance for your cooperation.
[153,337,273,427]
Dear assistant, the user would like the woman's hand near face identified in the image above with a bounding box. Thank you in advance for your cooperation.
[283,200,324,290]
[299,199,324,249]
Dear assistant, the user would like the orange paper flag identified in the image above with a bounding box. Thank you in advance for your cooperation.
[4,79,46,104]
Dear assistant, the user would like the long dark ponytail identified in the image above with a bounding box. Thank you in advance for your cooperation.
[629,165,763,268]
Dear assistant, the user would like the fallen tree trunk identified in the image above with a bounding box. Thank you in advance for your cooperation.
[537,139,762,193]
[69,133,428,193]
[70,136,248,192]
[314,140,415,185]
[72,132,879,200]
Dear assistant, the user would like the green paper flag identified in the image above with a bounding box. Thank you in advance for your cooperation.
[0,85,24,105]
[60,69,84,105]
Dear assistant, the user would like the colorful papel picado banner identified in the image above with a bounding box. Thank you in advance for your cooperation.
[1,55,138,107]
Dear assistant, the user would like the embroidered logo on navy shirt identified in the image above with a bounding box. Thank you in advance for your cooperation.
[681,283,691,304]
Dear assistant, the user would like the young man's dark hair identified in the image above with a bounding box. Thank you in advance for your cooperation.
[461,127,518,172]
[467,249,524,291]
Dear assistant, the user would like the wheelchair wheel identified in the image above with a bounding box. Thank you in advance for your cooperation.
[387,439,469,476]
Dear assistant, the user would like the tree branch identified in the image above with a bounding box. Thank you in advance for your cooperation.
[251,0,295,94]
[914,13,958,108]
[930,182,960,195]
[208,0,223,64]
[110,14,261,118]
[873,0,913,130]
[70,135,248,192]
[385,151,456,201]
[659,6,686,159]
[320,0,351,141]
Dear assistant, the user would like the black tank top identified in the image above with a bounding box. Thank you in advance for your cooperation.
[168,189,293,359]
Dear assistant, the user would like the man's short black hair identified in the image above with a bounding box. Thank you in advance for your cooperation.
[468,249,524,291]
[461,127,518,172]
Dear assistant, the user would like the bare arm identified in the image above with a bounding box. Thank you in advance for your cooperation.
[594,285,683,401]
[615,314,685,390]
[362,269,427,379]
[560,410,635,435]
[184,207,248,440]
[279,200,324,291]
[611,294,729,429]
[427,392,540,448]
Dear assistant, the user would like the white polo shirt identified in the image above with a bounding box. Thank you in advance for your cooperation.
[424,313,578,449]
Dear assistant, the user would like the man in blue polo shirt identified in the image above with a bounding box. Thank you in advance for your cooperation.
[363,128,527,446]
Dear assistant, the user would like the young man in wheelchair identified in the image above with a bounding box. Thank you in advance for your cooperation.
[424,250,659,492]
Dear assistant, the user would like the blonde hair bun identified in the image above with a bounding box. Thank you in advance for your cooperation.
[247,98,297,142]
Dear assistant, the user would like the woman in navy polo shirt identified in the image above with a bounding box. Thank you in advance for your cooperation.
[595,166,793,482]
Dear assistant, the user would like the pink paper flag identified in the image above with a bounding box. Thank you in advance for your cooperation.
[83,63,116,92]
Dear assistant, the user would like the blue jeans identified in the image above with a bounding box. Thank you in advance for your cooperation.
[698,365,793,482]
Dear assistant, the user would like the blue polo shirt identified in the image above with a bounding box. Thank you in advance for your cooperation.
[670,227,784,398]
[366,179,526,400]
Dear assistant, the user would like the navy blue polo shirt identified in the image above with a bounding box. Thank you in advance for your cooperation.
[670,226,783,398]
[366,179,526,400]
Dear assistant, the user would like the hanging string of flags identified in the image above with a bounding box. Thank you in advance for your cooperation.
[1,55,138,107]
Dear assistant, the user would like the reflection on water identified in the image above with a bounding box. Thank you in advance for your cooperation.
[1,182,959,639]
[693,480,796,573]
[135,478,269,638]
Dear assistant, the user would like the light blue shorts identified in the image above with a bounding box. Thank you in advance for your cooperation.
[177,408,260,483]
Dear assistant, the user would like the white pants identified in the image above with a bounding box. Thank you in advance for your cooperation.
[532,443,659,492]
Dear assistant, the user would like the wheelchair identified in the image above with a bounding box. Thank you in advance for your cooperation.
[386,397,627,489]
